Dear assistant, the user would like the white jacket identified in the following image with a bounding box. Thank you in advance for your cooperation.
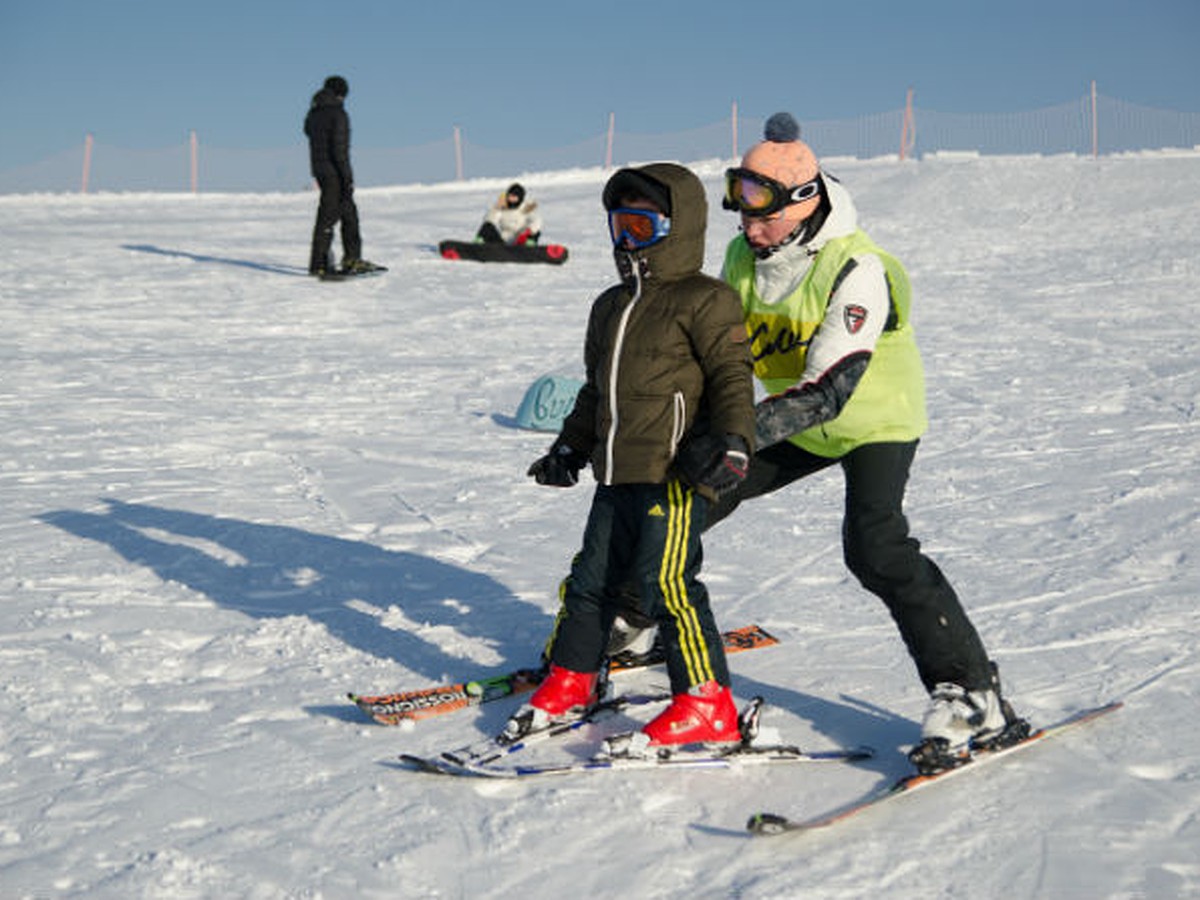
[485,197,543,243]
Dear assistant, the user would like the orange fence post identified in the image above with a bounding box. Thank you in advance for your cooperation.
[81,133,94,194]
[900,88,915,160]
[190,130,198,193]
[604,112,615,170]
[731,101,739,160]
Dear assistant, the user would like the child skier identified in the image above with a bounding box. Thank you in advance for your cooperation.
[503,162,756,751]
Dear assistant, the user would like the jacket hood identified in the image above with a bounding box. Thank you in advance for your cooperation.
[803,176,858,249]
[605,162,706,282]
[310,88,344,109]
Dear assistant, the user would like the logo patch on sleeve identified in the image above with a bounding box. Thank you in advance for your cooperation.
[844,305,868,334]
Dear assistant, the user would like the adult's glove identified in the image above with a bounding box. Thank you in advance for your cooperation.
[677,433,750,498]
[527,439,589,487]
[513,228,535,246]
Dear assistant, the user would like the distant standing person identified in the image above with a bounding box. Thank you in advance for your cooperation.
[304,75,381,277]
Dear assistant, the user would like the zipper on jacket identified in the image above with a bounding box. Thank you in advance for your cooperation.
[669,391,686,458]
[603,262,642,485]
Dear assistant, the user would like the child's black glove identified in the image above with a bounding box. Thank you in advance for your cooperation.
[528,439,589,487]
[677,433,750,498]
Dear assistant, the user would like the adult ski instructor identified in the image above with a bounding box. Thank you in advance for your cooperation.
[713,112,1028,770]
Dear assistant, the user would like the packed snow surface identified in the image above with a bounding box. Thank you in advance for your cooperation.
[2,152,1198,898]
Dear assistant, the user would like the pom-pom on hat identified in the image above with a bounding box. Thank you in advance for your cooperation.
[741,112,820,223]
[764,112,802,142]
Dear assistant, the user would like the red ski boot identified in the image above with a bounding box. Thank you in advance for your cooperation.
[642,681,741,746]
[500,664,601,744]
[530,664,601,715]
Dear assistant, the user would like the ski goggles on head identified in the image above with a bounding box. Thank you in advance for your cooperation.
[723,167,822,218]
[608,207,672,249]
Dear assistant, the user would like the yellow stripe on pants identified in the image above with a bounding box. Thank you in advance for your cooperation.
[657,480,713,686]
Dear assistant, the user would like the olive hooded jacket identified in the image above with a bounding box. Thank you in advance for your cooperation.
[558,163,755,495]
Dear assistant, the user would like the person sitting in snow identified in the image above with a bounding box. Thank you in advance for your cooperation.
[475,182,543,246]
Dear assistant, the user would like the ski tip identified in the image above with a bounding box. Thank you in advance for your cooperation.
[398,754,450,775]
[747,812,792,836]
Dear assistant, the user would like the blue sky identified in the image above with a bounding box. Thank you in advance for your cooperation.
[2,0,1197,171]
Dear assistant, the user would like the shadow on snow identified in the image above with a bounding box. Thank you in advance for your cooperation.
[37,498,547,680]
[122,243,310,277]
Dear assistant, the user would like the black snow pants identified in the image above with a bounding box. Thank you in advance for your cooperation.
[707,440,994,692]
[547,481,731,695]
[309,173,361,272]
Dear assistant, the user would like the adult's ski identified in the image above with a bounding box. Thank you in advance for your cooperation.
[350,624,778,725]
[747,700,1122,836]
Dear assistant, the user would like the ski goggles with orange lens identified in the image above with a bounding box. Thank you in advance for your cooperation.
[608,208,672,248]
[723,167,822,217]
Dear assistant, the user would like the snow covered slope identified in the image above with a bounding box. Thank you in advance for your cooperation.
[2,152,1197,898]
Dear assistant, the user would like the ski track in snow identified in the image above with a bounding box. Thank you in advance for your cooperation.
[1,153,1199,898]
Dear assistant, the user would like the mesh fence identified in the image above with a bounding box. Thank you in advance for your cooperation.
[3,93,1198,195]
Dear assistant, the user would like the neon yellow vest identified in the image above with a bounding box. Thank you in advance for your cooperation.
[723,231,927,457]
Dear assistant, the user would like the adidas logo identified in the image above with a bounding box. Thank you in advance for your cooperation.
[647,504,666,517]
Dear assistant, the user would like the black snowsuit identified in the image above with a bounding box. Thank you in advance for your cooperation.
[304,88,361,272]
[544,163,756,695]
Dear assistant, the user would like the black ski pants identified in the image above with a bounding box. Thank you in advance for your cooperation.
[708,440,993,692]
[475,221,504,244]
[309,173,361,272]
[548,481,730,695]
